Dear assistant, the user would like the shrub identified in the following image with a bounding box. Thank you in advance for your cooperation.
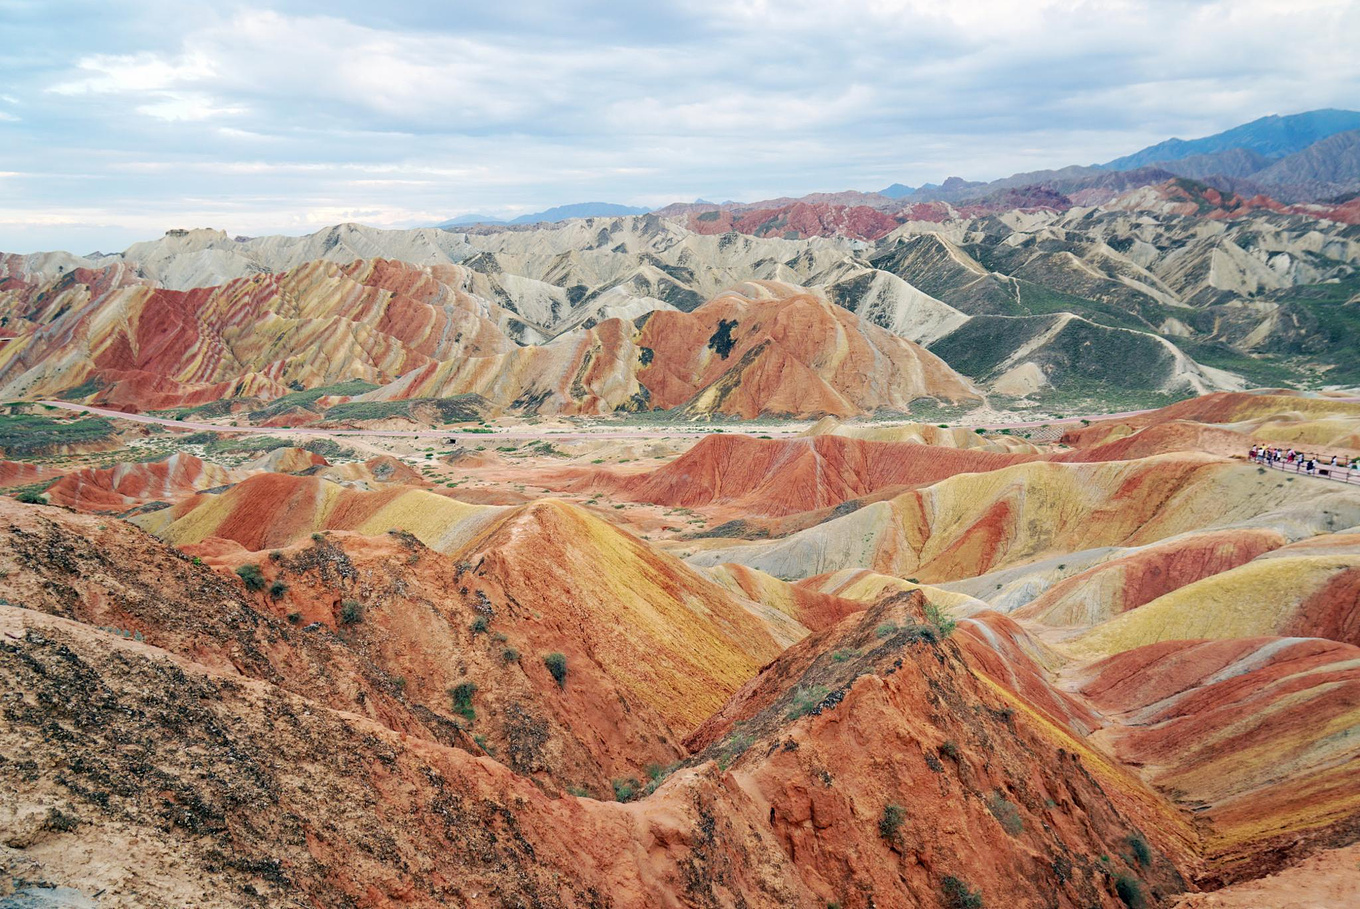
[986,791,1024,835]
[924,602,956,638]
[268,580,288,599]
[786,685,830,720]
[1114,873,1144,909]
[544,652,568,688]
[286,612,302,625]
[1126,832,1151,867]
[15,490,45,505]
[939,740,959,759]
[831,648,858,662]
[611,777,641,802]
[450,682,477,722]
[235,564,266,591]
[470,615,490,635]
[339,599,363,624]
[942,875,984,909]
[875,622,899,638]
[878,803,905,842]
[502,647,519,663]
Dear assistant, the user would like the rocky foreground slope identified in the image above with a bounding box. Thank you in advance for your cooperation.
[3,390,1360,906]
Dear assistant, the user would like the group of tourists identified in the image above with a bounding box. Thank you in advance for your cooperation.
[1249,445,1360,479]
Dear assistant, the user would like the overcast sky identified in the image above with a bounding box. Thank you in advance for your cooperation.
[2,0,1358,253]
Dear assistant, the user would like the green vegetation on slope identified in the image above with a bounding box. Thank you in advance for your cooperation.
[0,414,116,457]
[248,380,380,422]
[323,395,485,424]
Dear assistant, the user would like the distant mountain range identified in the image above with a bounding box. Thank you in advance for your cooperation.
[1101,109,1360,170]
[438,202,649,227]
[438,110,1360,231]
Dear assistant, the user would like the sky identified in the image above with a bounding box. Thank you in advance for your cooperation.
[1,0,1358,253]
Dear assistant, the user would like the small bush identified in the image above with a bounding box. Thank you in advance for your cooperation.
[831,648,858,662]
[544,652,568,688]
[1114,873,1144,909]
[339,599,363,624]
[15,490,46,505]
[986,791,1024,836]
[611,777,641,802]
[286,612,302,624]
[235,564,266,592]
[875,621,899,638]
[939,740,959,760]
[786,685,830,720]
[470,615,490,635]
[942,875,984,909]
[878,803,906,843]
[1126,832,1152,867]
[450,682,477,722]
[502,647,519,663]
[268,580,288,599]
[924,602,956,638]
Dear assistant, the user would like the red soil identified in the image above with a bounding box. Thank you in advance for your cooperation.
[44,452,231,513]
[568,433,1036,517]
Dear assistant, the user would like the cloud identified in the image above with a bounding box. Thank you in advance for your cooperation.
[1,0,1357,252]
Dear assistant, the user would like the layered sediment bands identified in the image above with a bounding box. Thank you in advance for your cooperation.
[1013,528,1288,628]
[44,452,238,513]
[703,562,866,631]
[1070,539,1360,656]
[688,454,1360,582]
[375,282,981,417]
[571,433,1035,517]
[453,499,806,732]
[0,258,513,408]
[1073,637,1360,882]
[136,472,505,552]
[1064,392,1360,453]
[684,593,1197,907]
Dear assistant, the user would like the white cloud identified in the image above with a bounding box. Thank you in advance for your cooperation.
[3,0,1357,252]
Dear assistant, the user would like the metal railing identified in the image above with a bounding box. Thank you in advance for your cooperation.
[1250,454,1360,485]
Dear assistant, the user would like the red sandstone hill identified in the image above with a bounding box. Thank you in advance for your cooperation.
[1,521,1204,908]
[561,432,1036,517]
[0,257,513,409]
[377,281,981,417]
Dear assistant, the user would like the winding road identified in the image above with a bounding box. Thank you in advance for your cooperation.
[41,400,1158,443]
